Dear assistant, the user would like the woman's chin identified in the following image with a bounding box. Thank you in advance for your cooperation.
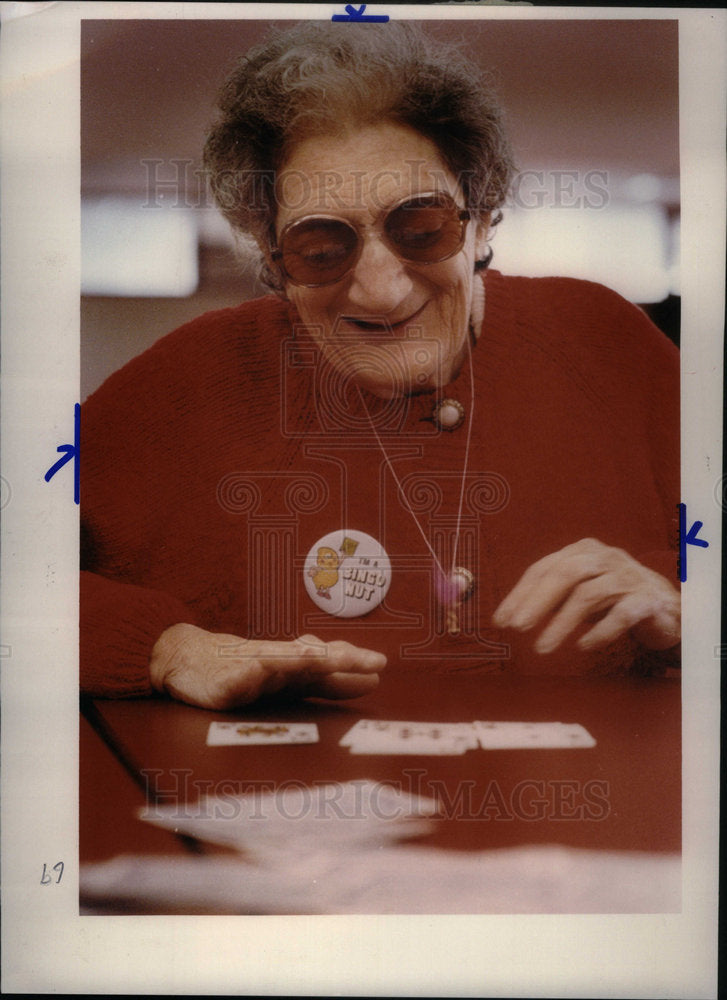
[320,337,463,399]
[353,369,447,400]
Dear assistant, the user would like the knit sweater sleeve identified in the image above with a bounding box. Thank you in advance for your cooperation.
[80,570,197,697]
[598,283,681,672]
[80,295,286,698]
[588,281,680,584]
[488,272,680,585]
[526,274,680,581]
[79,323,206,698]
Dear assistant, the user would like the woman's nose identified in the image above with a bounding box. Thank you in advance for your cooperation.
[346,233,414,312]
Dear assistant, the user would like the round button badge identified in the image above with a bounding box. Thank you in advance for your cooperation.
[304,529,391,618]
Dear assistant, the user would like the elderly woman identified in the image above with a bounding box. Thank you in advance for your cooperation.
[80,22,680,710]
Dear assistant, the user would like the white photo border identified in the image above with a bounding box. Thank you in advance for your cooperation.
[1,3,722,996]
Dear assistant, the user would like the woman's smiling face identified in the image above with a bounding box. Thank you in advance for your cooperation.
[272,122,487,399]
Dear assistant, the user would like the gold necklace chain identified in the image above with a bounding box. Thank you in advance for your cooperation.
[356,319,478,635]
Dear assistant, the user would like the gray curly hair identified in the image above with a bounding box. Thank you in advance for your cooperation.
[203,21,515,290]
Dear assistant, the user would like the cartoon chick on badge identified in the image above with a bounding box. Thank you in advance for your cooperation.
[308,536,359,599]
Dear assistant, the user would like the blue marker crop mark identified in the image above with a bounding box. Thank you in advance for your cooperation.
[332,5,390,22]
[678,502,708,582]
[44,403,80,505]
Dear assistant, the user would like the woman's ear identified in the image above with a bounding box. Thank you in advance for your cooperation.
[474,213,490,262]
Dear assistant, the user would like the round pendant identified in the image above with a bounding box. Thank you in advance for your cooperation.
[433,398,465,431]
[436,566,475,605]
[304,529,392,617]
[449,566,475,602]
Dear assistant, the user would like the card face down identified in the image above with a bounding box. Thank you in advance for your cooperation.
[206,722,319,746]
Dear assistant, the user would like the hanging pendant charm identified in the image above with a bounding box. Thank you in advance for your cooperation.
[446,607,461,636]
[436,566,475,635]
[449,567,475,602]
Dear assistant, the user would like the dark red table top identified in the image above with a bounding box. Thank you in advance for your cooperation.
[81,670,680,862]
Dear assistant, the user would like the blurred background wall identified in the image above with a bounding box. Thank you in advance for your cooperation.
[81,17,680,400]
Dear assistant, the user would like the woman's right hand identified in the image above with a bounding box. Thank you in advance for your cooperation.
[149,623,386,710]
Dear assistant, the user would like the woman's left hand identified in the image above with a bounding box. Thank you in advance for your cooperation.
[492,538,680,654]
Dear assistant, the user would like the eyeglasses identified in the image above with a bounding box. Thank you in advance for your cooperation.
[270,191,471,288]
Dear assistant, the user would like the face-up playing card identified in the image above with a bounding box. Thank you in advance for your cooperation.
[206,721,319,746]
[340,719,477,747]
[473,721,596,749]
[339,719,596,754]
[340,719,476,755]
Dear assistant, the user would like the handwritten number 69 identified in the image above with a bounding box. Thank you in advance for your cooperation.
[41,862,64,885]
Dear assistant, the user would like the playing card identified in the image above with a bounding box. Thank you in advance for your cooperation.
[341,720,475,755]
[138,779,440,859]
[341,719,477,746]
[349,739,469,755]
[473,721,596,749]
[206,721,319,746]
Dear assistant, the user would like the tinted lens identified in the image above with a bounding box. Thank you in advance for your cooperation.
[280,218,358,285]
[385,196,466,263]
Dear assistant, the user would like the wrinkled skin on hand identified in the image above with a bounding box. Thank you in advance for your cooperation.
[493,538,680,655]
[150,623,386,711]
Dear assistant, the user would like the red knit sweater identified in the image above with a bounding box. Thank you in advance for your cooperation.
[80,271,679,697]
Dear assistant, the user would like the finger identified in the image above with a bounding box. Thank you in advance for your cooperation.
[493,540,613,630]
[631,608,681,650]
[277,638,386,676]
[214,634,331,674]
[493,551,563,624]
[580,593,680,651]
[214,634,385,678]
[213,634,308,664]
[301,671,381,700]
[533,576,620,654]
[322,640,387,673]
